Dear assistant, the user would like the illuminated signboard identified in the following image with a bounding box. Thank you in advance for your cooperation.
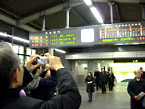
[29,22,145,48]
[98,22,145,44]
[29,26,97,48]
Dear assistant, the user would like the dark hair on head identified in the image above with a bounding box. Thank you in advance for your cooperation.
[32,66,40,75]
[101,68,104,70]
[140,67,143,69]
[88,72,93,77]
[0,42,20,89]
[31,60,40,75]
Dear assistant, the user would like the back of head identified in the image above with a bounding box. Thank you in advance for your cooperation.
[0,42,20,89]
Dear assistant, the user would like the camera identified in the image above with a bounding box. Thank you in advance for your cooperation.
[37,57,48,65]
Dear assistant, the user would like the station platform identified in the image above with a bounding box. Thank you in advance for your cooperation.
[79,82,130,109]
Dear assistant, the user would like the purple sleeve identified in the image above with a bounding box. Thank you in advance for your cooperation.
[19,91,26,97]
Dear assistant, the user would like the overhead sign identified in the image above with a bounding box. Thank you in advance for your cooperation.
[97,22,145,45]
[29,26,97,48]
[29,22,145,48]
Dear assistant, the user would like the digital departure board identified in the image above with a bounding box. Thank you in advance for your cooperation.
[98,22,145,44]
[29,26,97,48]
[29,22,145,48]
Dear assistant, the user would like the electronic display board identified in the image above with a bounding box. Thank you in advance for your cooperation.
[29,22,145,48]
[29,26,97,48]
[98,22,145,44]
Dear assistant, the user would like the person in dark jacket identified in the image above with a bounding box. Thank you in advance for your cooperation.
[94,68,100,91]
[0,42,81,109]
[99,68,108,94]
[44,69,58,98]
[27,67,57,101]
[26,65,58,101]
[140,67,145,80]
[127,70,145,109]
[108,70,115,91]
[85,72,94,102]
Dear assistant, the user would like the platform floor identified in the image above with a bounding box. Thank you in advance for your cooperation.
[79,82,130,109]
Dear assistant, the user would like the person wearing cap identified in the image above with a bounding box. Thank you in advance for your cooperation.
[0,42,81,109]
[127,70,145,109]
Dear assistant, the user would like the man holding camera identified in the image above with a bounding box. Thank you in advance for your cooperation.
[0,42,81,109]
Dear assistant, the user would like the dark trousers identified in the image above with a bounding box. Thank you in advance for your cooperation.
[88,93,93,100]
[95,81,99,90]
[131,99,145,109]
[101,83,106,93]
[109,82,113,91]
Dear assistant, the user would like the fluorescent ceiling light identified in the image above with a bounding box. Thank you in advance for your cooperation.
[90,7,103,24]
[84,0,92,5]
[0,32,30,43]
[0,32,10,37]
[54,48,66,54]
[13,36,30,43]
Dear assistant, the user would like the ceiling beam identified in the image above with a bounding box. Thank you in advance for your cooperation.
[71,9,88,25]
[29,22,42,30]
[93,0,141,3]
[0,7,42,30]
[108,1,115,24]
[0,14,38,32]
[141,3,145,20]
[115,3,121,22]
[0,14,16,25]
[17,2,83,26]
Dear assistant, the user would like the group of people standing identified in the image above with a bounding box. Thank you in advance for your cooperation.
[85,68,115,102]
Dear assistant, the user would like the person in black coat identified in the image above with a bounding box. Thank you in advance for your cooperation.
[25,64,58,101]
[99,68,108,94]
[26,67,58,101]
[127,70,145,109]
[40,69,58,99]
[85,72,95,102]
[108,70,115,91]
[140,67,145,80]
[94,68,100,91]
[0,43,81,109]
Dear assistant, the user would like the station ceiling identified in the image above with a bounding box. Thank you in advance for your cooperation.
[0,0,144,32]
[0,0,145,53]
